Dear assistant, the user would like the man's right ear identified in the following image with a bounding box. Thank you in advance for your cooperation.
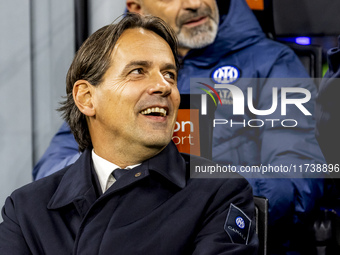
[126,0,142,14]
[73,80,96,117]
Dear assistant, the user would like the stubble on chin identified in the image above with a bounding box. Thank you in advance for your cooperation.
[176,3,219,50]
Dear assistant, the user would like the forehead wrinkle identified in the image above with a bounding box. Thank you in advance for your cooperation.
[108,28,177,76]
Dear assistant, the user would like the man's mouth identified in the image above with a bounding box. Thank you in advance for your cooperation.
[140,107,167,117]
[183,16,208,27]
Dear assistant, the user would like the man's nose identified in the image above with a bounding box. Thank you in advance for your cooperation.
[182,0,202,11]
[147,74,172,97]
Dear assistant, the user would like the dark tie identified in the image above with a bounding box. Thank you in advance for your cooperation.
[112,168,129,180]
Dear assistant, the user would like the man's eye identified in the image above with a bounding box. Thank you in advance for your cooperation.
[130,68,143,75]
[164,72,175,80]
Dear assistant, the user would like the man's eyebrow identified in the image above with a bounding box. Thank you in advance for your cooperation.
[122,61,177,73]
[162,63,177,72]
[122,61,152,73]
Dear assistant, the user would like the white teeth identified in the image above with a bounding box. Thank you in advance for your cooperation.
[141,107,167,117]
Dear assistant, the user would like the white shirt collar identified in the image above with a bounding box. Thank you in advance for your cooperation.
[91,150,140,193]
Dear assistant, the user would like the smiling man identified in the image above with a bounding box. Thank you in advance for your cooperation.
[0,14,258,254]
[75,28,180,168]
[32,1,326,254]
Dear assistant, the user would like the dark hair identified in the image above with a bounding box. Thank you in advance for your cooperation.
[59,13,179,151]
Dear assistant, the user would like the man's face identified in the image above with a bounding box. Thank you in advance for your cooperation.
[131,0,219,54]
[91,28,180,154]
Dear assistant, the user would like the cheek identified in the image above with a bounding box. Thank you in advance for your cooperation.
[104,79,130,96]
[97,82,132,107]
[94,91,121,122]
[159,8,179,29]
[172,90,181,108]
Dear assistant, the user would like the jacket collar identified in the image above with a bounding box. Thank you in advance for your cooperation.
[47,148,98,210]
[47,142,186,210]
[147,141,187,188]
